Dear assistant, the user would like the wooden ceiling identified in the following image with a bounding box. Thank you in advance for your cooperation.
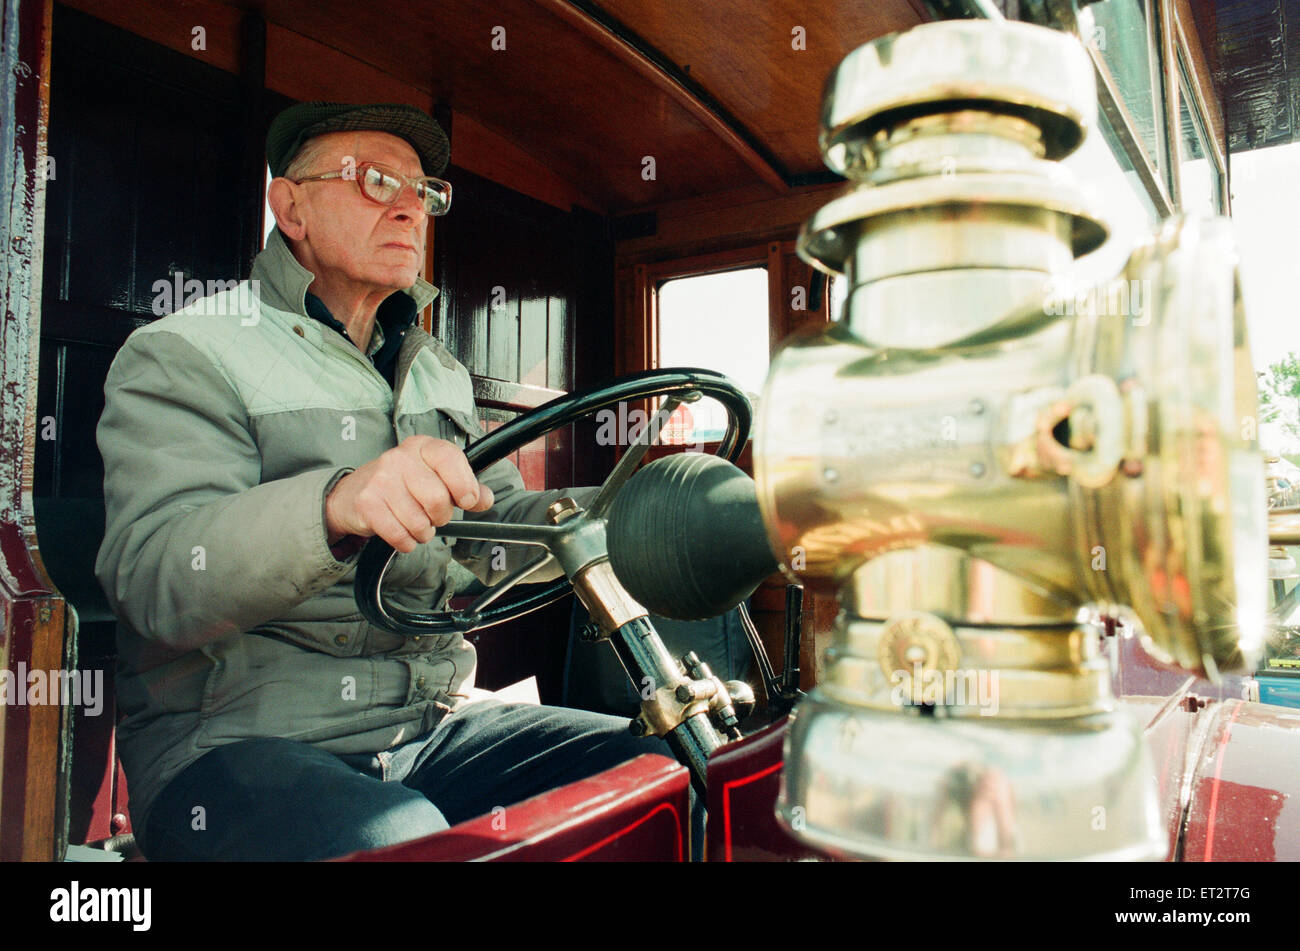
[1190,0,1300,152]
[213,0,926,212]
[61,0,1299,215]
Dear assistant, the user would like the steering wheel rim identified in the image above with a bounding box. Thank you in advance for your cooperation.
[355,367,752,636]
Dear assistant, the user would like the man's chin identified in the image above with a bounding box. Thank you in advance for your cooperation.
[372,267,422,291]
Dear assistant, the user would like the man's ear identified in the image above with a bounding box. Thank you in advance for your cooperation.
[267,177,307,241]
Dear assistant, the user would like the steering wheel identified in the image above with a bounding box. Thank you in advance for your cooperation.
[355,367,752,637]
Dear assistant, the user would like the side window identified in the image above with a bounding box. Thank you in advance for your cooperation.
[1086,0,1165,180]
[1176,53,1224,215]
[656,267,769,443]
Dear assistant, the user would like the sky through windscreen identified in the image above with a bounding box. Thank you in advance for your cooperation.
[1231,141,1300,454]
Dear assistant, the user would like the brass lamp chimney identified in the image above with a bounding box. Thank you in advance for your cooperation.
[760,20,1265,859]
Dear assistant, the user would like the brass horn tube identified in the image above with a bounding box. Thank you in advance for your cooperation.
[1271,508,1300,546]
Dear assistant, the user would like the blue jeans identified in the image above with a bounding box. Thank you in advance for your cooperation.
[139,699,685,861]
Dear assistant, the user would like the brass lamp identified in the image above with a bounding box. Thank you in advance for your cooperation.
[760,19,1265,860]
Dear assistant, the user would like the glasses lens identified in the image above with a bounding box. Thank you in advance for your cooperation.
[419,180,452,216]
[361,166,401,204]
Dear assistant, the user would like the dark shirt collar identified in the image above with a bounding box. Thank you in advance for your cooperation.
[305,291,417,387]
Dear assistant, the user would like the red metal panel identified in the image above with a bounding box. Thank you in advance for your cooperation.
[68,692,115,844]
[111,751,132,837]
[337,753,689,861]
[705,716,834,862]
[67,661,133,843]
[1182,699,1300,862]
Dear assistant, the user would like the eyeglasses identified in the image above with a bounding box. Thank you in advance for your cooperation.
[291,162,453,216]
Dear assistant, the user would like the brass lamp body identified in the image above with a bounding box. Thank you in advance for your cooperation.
[760,20,1265,860]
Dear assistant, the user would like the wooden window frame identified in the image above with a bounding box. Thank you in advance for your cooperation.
[632,245,770,458]
[1171,15,1229,214]
[624,240,832,461]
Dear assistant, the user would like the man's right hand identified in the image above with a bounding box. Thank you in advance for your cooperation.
[325,435,495,553]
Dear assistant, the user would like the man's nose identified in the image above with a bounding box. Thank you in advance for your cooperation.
[388,183,427,222]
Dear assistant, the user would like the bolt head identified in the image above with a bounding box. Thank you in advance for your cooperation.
[546,497,581,524]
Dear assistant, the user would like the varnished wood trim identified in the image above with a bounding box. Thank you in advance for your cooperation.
[623,244,770,377]
[1172,0,1225,151]
[641,245,766,283]
[1171,5,1227,212]
[615,183,838,263]
[452,113,603,214]
[471,375,566,411]
[634,264,652,373]
[767,243,784,356]
[264,23,430,108]
[1,0,65,862]
[18,599,67,861]
[56,0,242,73]
[1157,0,1183,211]
[536,0,787,192]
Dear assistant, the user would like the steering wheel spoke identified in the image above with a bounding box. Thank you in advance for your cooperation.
[588,393,690,519]
[466,551,558,614]
[433,520,561,548]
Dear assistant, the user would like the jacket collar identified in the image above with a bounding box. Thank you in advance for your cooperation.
[251,226,439,318]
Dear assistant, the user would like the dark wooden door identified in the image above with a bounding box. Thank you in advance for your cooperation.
[433,169,617,700]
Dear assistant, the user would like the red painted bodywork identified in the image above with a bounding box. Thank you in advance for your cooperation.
[337,753,689,862]
[695,685,1300,863]
[69,682,132,844]
[705,716,830,862]
[1111,632,1300,861]
[1179,699,1300,861]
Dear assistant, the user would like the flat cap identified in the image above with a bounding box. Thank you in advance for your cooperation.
[266,102,449,179]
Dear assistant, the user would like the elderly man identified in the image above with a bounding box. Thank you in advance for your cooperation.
[95,102,669,861]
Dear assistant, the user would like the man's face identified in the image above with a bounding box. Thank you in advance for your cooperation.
[288,130,429,292]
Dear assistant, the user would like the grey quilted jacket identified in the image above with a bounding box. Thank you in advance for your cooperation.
[95,228,579,834]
